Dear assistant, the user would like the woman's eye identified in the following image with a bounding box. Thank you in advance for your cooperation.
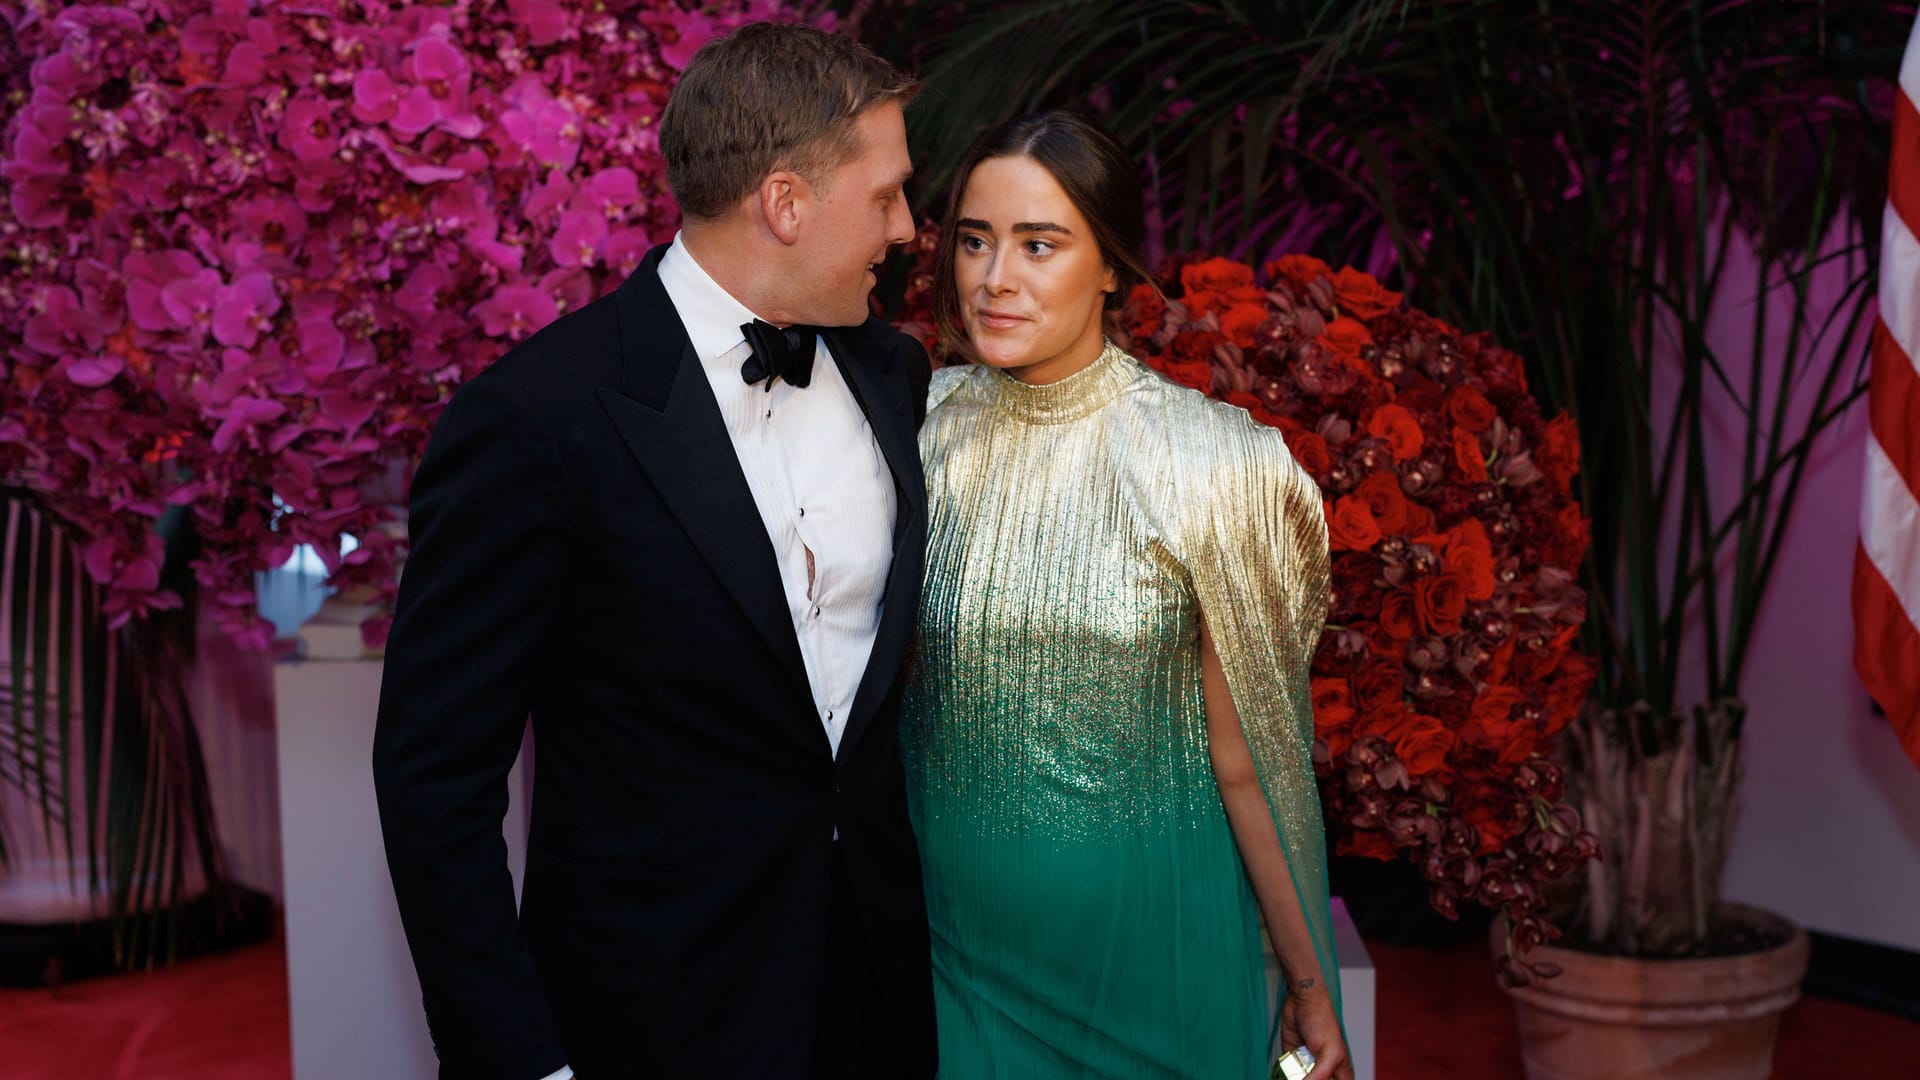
[961,235,987,252]
[1024,240,1054,256]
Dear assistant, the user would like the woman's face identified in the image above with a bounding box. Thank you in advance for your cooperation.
[953,155,1117,385]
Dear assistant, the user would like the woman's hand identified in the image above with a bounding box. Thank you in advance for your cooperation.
[1279,982,1353,1080]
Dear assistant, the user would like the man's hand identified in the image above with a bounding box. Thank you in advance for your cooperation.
[1279,981,1354,1080]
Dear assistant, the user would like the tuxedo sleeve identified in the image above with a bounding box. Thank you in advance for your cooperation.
[373,370,573,1080]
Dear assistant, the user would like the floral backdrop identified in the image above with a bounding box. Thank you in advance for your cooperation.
[0,0,799,647]
[3,1,1593,969]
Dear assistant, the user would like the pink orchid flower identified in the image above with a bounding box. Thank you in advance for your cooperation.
[212,272,283,348]
[392,37,481,139]
[474,285,559,340]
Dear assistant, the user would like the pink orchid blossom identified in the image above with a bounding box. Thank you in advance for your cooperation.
[474,285,559,339]
[392,37,480,140]
[550,209,608,268]
[25,286,109,356]
[212,272,283,348]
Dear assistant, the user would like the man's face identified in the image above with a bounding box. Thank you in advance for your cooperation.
[792,101,915,326]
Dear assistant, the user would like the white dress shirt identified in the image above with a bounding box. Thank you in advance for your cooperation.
[659,234,897,753]
[538,237,896,1080]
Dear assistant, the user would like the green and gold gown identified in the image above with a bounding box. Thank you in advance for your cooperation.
[903,342,1341,1079]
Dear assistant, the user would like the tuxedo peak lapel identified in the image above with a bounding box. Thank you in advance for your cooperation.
[822,327,924,527]
[821,327,927,761]
[598,252,824,758]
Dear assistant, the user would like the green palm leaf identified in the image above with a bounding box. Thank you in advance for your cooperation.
[0,490,230,974]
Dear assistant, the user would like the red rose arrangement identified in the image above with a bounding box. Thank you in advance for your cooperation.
[896,236,1597,981]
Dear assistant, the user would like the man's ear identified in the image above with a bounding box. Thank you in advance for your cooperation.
[759,171,805,246]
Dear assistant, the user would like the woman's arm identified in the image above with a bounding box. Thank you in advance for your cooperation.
[1202,617,1353,1080]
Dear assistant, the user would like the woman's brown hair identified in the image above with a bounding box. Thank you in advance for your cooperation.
[932,111,1155,360]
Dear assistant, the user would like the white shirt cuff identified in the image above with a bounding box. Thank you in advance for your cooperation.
[539,1068,573,1080]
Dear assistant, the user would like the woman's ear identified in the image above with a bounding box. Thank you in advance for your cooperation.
[759,171,803,245]
[1103,263,1119,296]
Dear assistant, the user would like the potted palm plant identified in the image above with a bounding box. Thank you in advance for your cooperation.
[861,2,1902,1076]
[0,489,245,984]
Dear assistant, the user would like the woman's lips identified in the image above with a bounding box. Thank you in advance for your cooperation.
[976,311,1027,331]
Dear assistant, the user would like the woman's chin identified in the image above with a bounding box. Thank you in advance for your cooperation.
[972,346,1036,371]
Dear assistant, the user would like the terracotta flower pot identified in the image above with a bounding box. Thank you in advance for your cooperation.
[1496,903,1809,1080]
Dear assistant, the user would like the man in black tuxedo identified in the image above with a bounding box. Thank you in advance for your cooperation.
[373,24,933,1080]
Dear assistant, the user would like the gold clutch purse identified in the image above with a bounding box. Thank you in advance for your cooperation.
[1271,1045,1317,1080]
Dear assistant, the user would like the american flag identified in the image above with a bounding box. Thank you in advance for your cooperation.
[1854,18,1920,770]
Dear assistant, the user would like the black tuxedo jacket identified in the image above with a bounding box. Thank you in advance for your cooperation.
[373,245,936,1080]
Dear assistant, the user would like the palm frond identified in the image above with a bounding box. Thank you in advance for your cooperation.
[0,490,229,972]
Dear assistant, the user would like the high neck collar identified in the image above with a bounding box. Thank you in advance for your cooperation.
[987,340,1138,424]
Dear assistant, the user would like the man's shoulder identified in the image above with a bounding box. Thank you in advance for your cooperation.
[475,288,626,411]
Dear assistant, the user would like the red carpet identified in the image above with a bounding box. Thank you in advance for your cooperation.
[1,930,1914,1078]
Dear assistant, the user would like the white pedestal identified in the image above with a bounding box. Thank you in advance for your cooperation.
[1266,897,1376,1080]
[275,657,530,1080]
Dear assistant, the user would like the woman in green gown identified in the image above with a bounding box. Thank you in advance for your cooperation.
[902,112,1352,1079]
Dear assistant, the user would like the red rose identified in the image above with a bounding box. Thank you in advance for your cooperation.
[1414,572,1470,635]
[1487,637,1517,685]
[1379,589,1418,640]
[1160,358,1213,392]
[1367,622,1409,659]
[1328,495,1382,552]
[1468,686,1525,742]
[1321,315,1375,360]
[1356,699,1412,741]
[1538,413,1581,493]
[1543,653,1595,737]
[1496,729,1540,767]
[1171,328,1225,364]
[1267,253,1330,290]
[1461,801,1518,856]
[1338,830,1398,861]
[1446,386,1498,433]
[1541,502,1590,569]
[1225,391,1284,428]
[1354,471,1416,535]
[1393,714,1456,775]
[1453,427,1489,482]
[1124,283,1167,340]
[1354,658,1405,711]
[1181,256,1255,296]
[1442,519,1497,600]
[1330,266,1403,321]
[1288,431,1333,480]
[1314,677,1355,716]
[1333,555,1383,620]
[1219,302,1268,348]
[1365,403,1424,462]
[1268,414,1307,441]
[1312,677,1356,754]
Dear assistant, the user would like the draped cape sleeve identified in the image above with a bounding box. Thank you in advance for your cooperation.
[1180,406,1343,1023]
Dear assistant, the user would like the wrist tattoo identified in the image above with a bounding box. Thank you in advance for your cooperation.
[1294,977,1317,991]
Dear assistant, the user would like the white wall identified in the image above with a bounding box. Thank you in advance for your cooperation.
[1659,221,1920,951]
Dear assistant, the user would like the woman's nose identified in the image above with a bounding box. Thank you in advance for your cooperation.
[983,252,1015,294]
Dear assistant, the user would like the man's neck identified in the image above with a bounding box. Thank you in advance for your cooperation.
[679,222,796,326]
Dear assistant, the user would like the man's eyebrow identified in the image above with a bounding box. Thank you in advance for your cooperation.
[881,168,914,190]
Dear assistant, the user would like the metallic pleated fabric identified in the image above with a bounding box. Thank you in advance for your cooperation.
[904,342,1340,1078]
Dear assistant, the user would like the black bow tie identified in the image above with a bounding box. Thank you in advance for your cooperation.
[740,319,819,390]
